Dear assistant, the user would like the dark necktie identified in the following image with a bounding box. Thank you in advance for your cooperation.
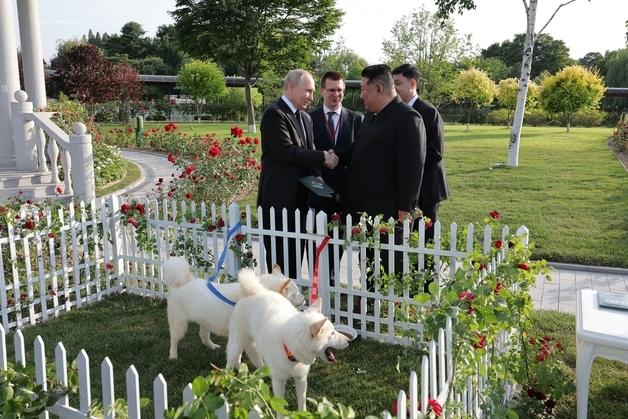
[326,111,336,144]
[295,110,306,146]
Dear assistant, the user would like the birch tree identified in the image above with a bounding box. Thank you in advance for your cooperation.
[434,0,587,167]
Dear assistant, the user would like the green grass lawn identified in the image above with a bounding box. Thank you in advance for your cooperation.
[102,122,627,267]
[10,294,417,418]
[439,125,627,267]
[95,160,142,197]
[9,294,628,418]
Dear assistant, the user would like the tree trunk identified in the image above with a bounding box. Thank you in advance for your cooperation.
[244,74,256,133]
[508,0,537,168]
[466,107,471,132]
[566,114,571,132]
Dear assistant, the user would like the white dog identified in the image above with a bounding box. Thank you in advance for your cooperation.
[226,269,350,412]
[162,257,305,359]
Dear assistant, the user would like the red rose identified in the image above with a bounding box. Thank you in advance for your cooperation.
[184,164,196,175]
[428,399,442,416]
[493,281,504,294]
[184,192,192,200]
[527,388,536,398]
[458,291,476,301]
[351,226,361,236]
[330,213,341,222]
[517,263,530,271]
[473,334,486,349]
[230,126,243,138]
[120,203,131,214]
[209,146,221,157]
[47,231,56,239]
[555,341,564,351]
[38,210,44,218]
[26,199,32,205]
[235,233,245,242]
[207,225,216,232]
[529,337,537,345]
[379,226,389,234]
[167,153,177,164]
[535,391,547,400]
[55,185,63,194]
[253,137,259,144]
[494,240,503,249]
[189,217,196,224]
[23,219,35,230]
[106,262,114,271]
[216,219,225,228]
[544,399,556,413]
[164,124,173,132]
[425,219,433,229]
[135,203,145,215]
[167,191,174,198]
[489,210,500,220]
[127,217,139,228]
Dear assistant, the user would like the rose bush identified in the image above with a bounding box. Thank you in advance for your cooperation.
[155,125,260,206]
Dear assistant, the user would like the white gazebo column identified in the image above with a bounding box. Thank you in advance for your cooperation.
[0,0,20,168]
[17,0,47,109]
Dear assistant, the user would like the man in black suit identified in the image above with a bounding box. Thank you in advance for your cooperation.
[257,69,339,278]
[344,64,426,281]
[392,64,450,242]
[309,71,363,281]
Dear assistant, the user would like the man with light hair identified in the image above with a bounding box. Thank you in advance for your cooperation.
[257,69,338,277]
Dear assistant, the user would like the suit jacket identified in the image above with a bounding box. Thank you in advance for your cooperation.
[412,98,450,204]
[309,106,363,209]
[345,96,426,221]
[257,98,324,214]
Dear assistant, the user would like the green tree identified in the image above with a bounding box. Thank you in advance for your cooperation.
[104,22,152,60]
[451,68,497,131]
[382,5,471,105]
[312,42,368,80]
[604,48,628,111]
[178,60,227,122]
[153,25,186,74]
[465,56,511,82]
[171,0,342,133]
[434,0,586,167]
[497,77,537,126]
[538,65,605,132]
[578,51,606,75]
[481,33,573,80]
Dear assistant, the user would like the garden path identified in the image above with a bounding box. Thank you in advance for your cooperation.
[115,149,628,314]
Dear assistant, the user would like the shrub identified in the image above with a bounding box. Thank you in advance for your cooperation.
[93,102,119,123]
[156,125,260,205]
[570,108,606,127]
[93,143,125,187]
[486,108,510,125]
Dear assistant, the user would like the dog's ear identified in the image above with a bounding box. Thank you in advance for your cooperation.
[308,298,322,312]
[310,318,327,337]
[279,279,290,295]
[272,264,282,274]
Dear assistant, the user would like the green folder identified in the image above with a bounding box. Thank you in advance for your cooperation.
[299,175,335,198]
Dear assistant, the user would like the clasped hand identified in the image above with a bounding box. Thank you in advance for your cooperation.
[323,150,339,169]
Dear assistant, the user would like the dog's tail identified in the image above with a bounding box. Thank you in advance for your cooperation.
[238,268,267,297]
[162,257,194,288]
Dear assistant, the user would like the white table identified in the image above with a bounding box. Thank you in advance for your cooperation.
[576,289,628,418]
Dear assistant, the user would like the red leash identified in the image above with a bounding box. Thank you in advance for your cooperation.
[311,236,331,302]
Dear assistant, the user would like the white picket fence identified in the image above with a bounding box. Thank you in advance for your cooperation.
[0,195,526,417]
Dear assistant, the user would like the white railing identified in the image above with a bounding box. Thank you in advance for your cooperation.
[10,89,95,200]
[0,196,526,417]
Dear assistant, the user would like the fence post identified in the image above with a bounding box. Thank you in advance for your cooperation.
[108,195,125,292]
[225,202,241,277]
[11,90,38,170]
[315,211,330,314]
[69,122,95,201]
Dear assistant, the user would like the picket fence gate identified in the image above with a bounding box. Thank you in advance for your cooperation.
[0,195,527,417]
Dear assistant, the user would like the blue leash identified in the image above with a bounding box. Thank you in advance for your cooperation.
[206,222,241,306]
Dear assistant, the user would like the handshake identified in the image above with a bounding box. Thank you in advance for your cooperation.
[323,149,339,169]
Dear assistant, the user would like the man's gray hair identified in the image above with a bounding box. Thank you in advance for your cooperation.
[283,69,313,89]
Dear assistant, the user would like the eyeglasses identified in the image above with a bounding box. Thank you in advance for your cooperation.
[325,88,344,93]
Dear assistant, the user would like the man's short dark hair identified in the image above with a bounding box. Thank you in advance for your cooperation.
[392,63,421,82]
[361,64,394,91]
[321,71,344,88]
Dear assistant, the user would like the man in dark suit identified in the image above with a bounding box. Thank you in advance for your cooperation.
[344,64,426,282]
[309,71,363,281]
[257,69,339,278]
[392,64,450,242]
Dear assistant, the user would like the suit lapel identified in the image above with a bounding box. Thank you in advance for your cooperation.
[278,99,304,147]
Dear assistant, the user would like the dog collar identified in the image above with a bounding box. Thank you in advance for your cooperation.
[283,342,298,362]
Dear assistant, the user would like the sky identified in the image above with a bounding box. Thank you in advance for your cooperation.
[10,0,628,65]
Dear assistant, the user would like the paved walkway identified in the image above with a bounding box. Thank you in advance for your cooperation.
[115,149,628,314]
